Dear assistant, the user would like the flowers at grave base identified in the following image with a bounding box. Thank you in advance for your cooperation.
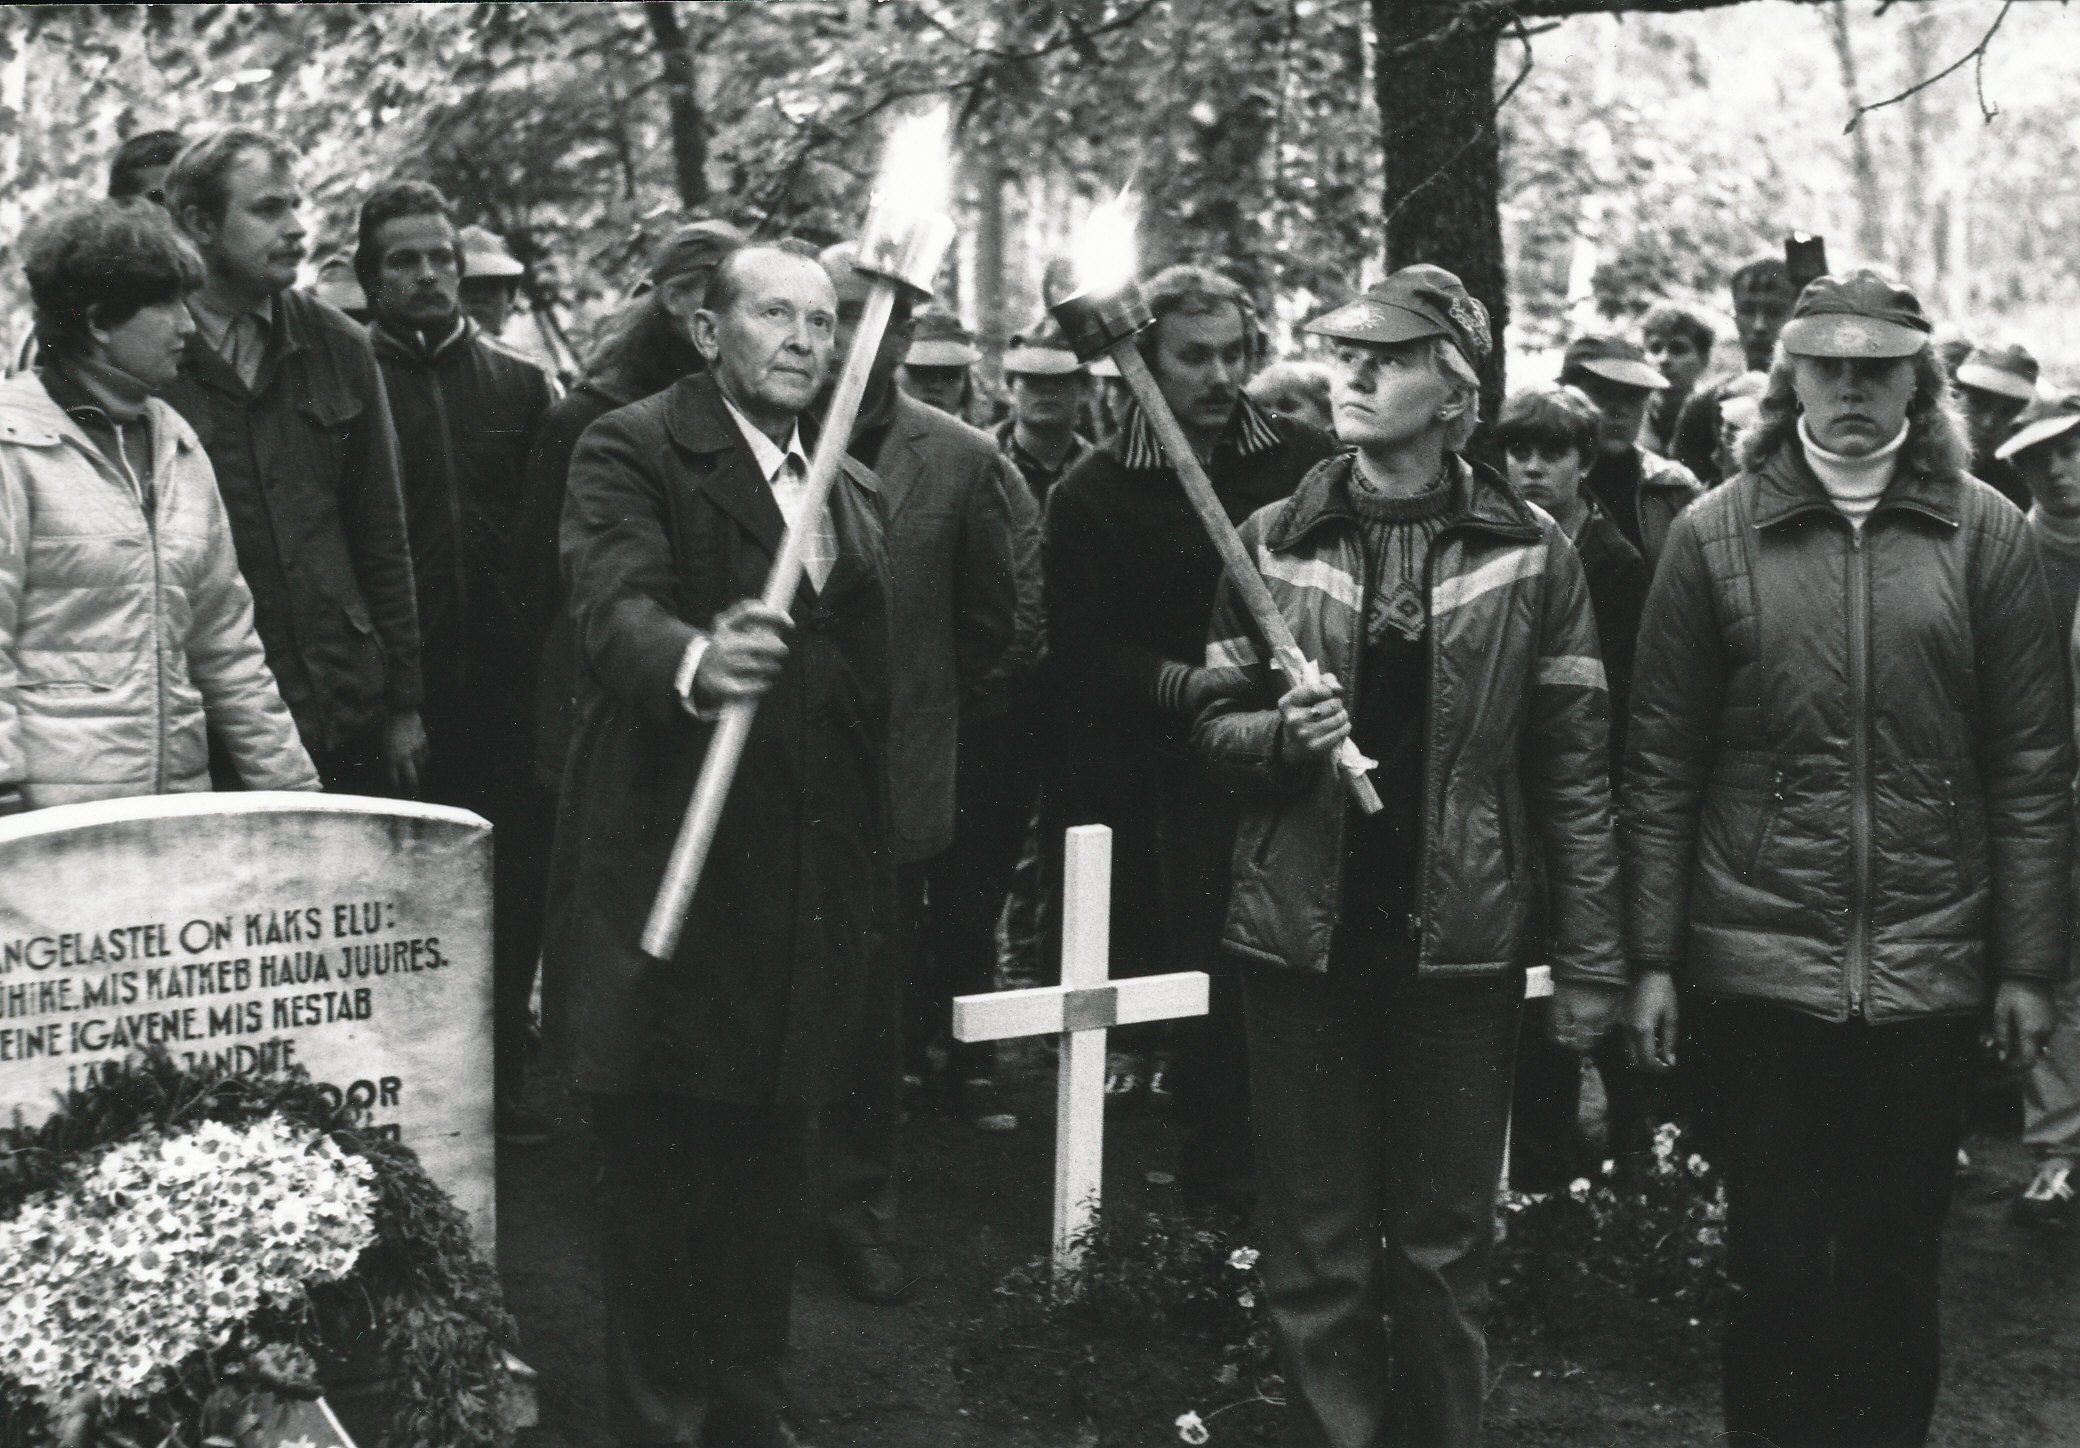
[0,1050,518,1448]
[0,1116,377,1414]
[1225,1247,1258,1271]
[1175,1409,1210,1444]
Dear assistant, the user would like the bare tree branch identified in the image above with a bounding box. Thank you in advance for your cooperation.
[1845,0,2011,130]
[897,0,1164,64]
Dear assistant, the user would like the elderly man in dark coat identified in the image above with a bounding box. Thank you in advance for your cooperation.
[552,241,892,1448]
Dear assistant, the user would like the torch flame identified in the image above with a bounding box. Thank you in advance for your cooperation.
[1066,188,1140,302]
[873,103,952,222]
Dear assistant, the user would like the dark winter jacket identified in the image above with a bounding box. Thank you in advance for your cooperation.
[161,289,422,758]
[1622,440,2074,1023]
[548,372,893,1103]
[1192,453,1625,987]
[370,316,556,748]
[1585,446,1703,569]
[512,377,644,786]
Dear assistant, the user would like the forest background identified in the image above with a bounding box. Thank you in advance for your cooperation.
[3,0,2075,397]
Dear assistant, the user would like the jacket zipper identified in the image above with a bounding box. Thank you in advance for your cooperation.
[1320,523,1366,959]
[1746,769,1785,879]
[1412,536,1440,961]
[1847,524,1873,1018]
[104,422,168,792]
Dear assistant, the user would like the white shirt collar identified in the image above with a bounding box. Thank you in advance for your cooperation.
[717,390,811,485]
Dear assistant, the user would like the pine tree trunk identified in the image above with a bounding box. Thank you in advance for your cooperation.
[1371,0,1508,419]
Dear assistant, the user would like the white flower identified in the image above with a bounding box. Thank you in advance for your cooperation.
[1687,1153,1710,1177]
[0,1116,378,1411]
[1176,1410,1210,1444]
[1226,1247,1259,1271]
[1567,1177,1592,1202]
[1236,1290,1256,1309]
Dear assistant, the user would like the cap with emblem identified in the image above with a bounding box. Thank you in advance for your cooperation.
[1002,316,1085,376]
[905,309,982,368]
[1778,270,1932,359]
[1306,263,1492,371]
[1955,343,2040,403]
[1994,392,2080,462]
[457,225,526,281]
[1561,333,1668,392]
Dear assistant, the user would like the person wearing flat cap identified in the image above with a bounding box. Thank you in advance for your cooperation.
[997,316,1095,508]
[1048,263,1337,1204]
[1622,270,2070,1448]
[1558,332,1703,567]
[1191,263,1625,1448]
[1955,341,2040,511]
[895,308,982,422]
[1992,390,2080,1231]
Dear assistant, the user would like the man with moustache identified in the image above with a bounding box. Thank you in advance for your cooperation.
[357,179,561,1146]
[1046,264,1335,1205]
[555,242,891,1448]
[813,242,1037,1296]
[161,128,426,795]
[997,319,1096,508]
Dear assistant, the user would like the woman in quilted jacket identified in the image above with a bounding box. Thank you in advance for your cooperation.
[1622,272,2071,1448]
[0,199,317,815]
[1191,265,1626,1448]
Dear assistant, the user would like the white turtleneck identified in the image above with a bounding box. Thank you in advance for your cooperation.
[1799,417,1908,530]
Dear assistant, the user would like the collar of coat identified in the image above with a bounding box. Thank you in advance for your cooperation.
[660,372,879,555]
[1749,438,1962,531]
[1116,391,1283,472]
[1264,450,1541,555]
[369,314,474,366]
[0,372,198,471]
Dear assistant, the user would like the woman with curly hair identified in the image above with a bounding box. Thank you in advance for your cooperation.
[1622,272,2071,1448]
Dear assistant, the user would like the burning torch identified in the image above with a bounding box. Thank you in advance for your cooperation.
[641,107,957,962]
[1047,196,1383,814]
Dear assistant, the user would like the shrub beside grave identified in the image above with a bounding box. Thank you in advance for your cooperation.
[0,1052,515,1448]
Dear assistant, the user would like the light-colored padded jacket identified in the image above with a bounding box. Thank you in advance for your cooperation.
[0,372,319,806]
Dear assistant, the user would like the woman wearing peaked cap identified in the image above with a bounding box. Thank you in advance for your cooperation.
[1622,271,2071,1447]
[1191,263,1625,1448]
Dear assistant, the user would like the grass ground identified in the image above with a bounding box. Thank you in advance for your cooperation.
[500,1047,2080,1447]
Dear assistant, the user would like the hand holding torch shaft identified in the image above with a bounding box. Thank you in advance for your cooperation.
[640,189,954,963]
[1052,289,1383,815]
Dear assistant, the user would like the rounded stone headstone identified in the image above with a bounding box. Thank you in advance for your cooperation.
[0,792,496,1250]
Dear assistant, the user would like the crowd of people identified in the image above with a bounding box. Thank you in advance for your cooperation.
[5,122,2079,1448]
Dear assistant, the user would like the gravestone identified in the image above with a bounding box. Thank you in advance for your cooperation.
[0,791,496,1250]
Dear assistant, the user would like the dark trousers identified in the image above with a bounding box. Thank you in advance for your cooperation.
[1698,997,1978,1448]
[923,715,1038,1079]
[420,744,556,1105]
[1510,1004,1675,1191]
[1154,754,1252,1203]
[592,1093,811,1447]
[822,860,921,1253]
[1246,967,1522,1448]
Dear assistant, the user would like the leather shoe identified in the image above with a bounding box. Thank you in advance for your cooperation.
[830,1239,917,1304]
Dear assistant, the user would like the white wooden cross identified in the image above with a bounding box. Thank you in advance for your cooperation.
[952,825,1208,1276]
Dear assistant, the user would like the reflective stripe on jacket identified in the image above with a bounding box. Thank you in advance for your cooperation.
[1622,442,2073,1021]
[0,374,318,806]
[1192,453,1625,986]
